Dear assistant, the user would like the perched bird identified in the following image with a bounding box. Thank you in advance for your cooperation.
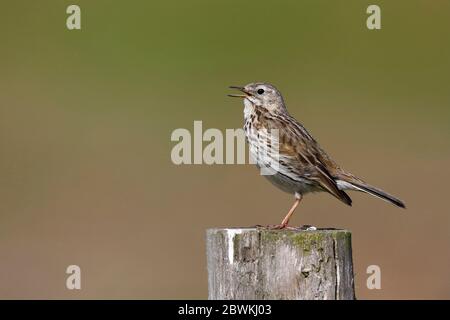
[229,82,405,229]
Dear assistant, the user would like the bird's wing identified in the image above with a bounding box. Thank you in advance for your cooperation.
[275,114,352,206]
[298,147,352,206]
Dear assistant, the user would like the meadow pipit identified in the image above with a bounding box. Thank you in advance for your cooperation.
[229,82,405,229]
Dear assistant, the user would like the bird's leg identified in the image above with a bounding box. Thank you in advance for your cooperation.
[268,193,303,230]
[280,194,302,227]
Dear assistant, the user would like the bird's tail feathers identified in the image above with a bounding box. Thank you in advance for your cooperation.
[336,178,406,208]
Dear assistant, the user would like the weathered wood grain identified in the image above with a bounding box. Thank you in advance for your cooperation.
[206,228,355,300]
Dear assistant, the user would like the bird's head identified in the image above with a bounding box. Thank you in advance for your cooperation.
[228,82,286,113]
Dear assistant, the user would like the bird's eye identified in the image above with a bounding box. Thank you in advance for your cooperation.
[257,88,265,95]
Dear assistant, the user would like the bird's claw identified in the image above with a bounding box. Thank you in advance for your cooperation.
[253,224,318,231]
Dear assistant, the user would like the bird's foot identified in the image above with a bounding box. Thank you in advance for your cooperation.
[256,224,295,230]
[266,224,286,230]
[253,224,285,230]
[253,224,317,231]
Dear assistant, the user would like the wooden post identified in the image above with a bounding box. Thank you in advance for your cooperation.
[206,228,355,300]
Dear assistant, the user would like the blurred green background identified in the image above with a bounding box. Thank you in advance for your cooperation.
[1,1,449,299]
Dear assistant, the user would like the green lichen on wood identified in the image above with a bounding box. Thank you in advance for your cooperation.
[290,232,327,252]
[258,229,351,253]
[333,230,352,250]
[259,230,330,253]
[222,229,351,261]
[258,229,285,244]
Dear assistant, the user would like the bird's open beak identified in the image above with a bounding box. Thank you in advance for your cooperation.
[228,86,250,98]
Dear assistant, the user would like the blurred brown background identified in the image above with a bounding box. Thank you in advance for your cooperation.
[0,1,449,299]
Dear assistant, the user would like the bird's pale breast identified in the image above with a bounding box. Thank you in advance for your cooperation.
[243,105,320,195]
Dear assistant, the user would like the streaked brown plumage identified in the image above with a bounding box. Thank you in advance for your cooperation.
[229,82,405,229]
